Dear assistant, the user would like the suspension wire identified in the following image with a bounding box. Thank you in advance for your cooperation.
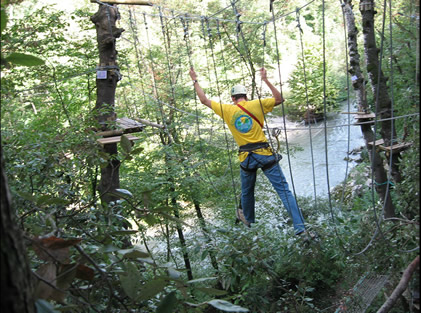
[325,0,357,256]
[361,0,391,256]
[337,1,352,210]
[200,17,217,141]
[206,18,239,209]
[268,2,305,222]
[320,0,337,238]
[209,0,241,18]
[296,8,318,204]
[142,12,172,140]
[216,18,243,197]
[168,11,237,206]
[168,9,194,137]
[127,7,154,121]
[179,15,236,201]
[353,0,418,255]
[231,0,305,226]
[159,7,178,114]
[385,0,418,253]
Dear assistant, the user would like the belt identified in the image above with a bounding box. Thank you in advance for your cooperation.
[238,142,270,153]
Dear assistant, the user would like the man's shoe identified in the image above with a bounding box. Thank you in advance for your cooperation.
[298,230,318,243]
[236,208,251,227]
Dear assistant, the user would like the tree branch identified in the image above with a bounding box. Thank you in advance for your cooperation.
[377,255,420,313]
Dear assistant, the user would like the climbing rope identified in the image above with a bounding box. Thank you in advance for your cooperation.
[295,8,318,203]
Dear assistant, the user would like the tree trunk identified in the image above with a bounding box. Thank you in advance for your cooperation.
[360,0,402,183]
[172,203,194,281]
[193,201,219,272]
[91,4,124,203]
[1,148,36,313]
[343,0,395,217]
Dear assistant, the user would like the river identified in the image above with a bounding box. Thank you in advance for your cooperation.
[267,102,366,198]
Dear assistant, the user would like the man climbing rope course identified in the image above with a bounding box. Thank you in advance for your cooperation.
[189,67,312,239]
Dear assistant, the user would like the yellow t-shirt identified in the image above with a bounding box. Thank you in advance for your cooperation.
[211,98,275,162]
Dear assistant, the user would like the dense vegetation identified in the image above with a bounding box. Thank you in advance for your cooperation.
[1,0,419,312]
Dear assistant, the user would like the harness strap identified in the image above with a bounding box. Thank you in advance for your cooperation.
[238,142,269,153]
[236,103,263,128]
[240,153,282,173]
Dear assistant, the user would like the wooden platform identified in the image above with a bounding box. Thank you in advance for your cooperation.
[97,134,140,145]
[341,111,371,115]
[353,112,376,125]
[95,117,144,145]
[116,117,144,131]
[367,139,384,147]
[355,113,376,119]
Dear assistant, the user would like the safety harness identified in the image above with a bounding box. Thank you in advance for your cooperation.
[239,142,282,173]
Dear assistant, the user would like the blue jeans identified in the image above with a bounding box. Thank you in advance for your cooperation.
[240,153,306,234]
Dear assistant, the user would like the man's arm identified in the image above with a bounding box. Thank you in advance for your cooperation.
[260,68,284,106]
[189,68,212,108]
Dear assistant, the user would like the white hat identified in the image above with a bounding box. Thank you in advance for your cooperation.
[231,84,247,96]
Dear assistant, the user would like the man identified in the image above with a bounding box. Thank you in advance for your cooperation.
[189,67,307,236]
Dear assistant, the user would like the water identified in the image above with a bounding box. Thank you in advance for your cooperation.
[267,102,365,198]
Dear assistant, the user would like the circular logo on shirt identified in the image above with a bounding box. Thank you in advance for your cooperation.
[234,114,253,133]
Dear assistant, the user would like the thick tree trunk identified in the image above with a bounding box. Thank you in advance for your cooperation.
[1,148,36,313]
[91,4,124,203]
[343,0,395,217]
[360,0,402,183]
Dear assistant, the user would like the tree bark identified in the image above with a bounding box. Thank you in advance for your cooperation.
[377,255,420,313]
[193,201,219,272]
[343,0,395,217]
[91,4,124,203]
[1,148,36,313]
[360,0,402,183]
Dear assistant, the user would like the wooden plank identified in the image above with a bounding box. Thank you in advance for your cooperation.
[97,135,140,145]
[379,142,413,152]
[90,0,152,5]
[96,129,124,137]
[355,113,376,119]
[132,117,165,129]
[116,117,144,130]
[341,111,370,114]
[367,139,384,146]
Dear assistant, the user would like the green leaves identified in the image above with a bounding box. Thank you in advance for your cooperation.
[156,292,177,313]
[4,52,45,66]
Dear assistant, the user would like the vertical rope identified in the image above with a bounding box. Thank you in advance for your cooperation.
[269,3,304,221]
[180,15,237,204]
[296,8,318,204]
[206,18,239,209]
[321,0,335,227]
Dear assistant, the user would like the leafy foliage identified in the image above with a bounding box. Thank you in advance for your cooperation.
[287,45,341,118]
